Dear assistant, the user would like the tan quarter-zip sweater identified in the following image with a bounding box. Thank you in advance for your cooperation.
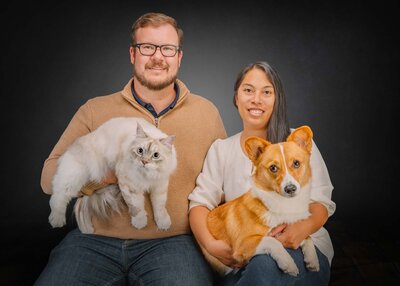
[41,78,227,239]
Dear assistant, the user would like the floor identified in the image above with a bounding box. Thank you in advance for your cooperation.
[1,218,399,285]
[326,219,400,286]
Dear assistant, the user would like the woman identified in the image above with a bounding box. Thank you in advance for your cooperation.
[189,61,335,285]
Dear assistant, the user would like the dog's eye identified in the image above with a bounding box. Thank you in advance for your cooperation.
[293,160,300,168]
[269,165,279,173]
[137,147,144,155]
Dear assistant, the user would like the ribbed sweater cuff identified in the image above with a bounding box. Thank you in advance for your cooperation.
[80,181,108,196]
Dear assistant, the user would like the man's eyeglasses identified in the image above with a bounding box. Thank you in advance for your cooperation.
[134,43,180,57]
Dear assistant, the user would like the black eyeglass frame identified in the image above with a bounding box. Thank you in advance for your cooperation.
[133,43,181,57]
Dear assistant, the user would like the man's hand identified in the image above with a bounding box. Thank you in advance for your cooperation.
[80,171,118,196]
[102,171,118,184]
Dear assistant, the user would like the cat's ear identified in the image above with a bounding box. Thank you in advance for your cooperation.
[160,135,175,149]
[136,123,147,138]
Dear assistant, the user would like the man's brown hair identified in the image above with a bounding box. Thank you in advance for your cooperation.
[131,12,183,46]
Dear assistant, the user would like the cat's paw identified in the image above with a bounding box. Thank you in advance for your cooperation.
[48,211,66,228]
[131,212,147,229]
[155,213,171,230]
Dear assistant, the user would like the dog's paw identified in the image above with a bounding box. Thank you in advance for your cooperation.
[155,213,171,230]
[305,259,320,272]
[277,257,299,276]
[131,212,147,229]
[48,211,66,228]
[283,263,299,276]
[301,239,320,272]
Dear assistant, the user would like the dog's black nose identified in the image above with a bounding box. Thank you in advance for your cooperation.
[284,184,297,195]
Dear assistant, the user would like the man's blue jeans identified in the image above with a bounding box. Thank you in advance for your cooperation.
[34,229,214,286]
[220,247,330,286]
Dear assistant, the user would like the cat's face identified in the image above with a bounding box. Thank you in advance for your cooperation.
[128,123,176,173]
[129,137,174,171]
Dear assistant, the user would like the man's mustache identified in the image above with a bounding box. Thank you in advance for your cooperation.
[145,61,169,70]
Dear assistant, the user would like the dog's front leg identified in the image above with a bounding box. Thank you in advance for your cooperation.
[301,237,320,271]
[255,237,299,276]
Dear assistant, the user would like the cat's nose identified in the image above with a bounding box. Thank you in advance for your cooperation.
[141,160,148,166]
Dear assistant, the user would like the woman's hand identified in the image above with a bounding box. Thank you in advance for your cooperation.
[268,203,328,249]
[206,239,244,269]
[189,206,244,269]
[268,220,311,249]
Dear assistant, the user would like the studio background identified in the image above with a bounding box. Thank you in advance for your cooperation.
[1,1,398,285]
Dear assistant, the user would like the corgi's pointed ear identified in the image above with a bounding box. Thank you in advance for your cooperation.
[136,123,147,138]
[245,136,271,163]
[287,125,313,153]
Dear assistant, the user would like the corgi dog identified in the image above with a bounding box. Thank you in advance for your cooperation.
[204,125,319,276]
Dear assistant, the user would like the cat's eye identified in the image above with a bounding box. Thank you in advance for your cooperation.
[153,152,160,159]
[293,160,300,168]
[137,147,144,155]
[269,164,279,173]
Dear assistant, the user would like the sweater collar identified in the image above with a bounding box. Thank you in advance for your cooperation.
[130,80,180,118]
[121,78,189,107]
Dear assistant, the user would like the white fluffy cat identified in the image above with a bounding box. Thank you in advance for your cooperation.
[48,117,177,233]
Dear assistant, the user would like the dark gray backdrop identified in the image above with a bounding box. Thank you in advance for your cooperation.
[1,1,398,285]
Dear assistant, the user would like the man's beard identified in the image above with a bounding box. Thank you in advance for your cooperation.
[134,60,178,91]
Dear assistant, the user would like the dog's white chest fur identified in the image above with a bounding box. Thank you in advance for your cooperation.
[251,183,311,229]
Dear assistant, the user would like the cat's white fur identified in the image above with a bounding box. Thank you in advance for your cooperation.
[48,117,177,233]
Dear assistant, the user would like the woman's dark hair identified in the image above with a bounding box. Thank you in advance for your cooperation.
[233,61,290,143]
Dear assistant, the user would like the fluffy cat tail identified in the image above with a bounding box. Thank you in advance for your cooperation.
[74,185,125,233]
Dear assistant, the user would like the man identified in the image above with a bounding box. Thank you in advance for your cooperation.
[36,12,226,285]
